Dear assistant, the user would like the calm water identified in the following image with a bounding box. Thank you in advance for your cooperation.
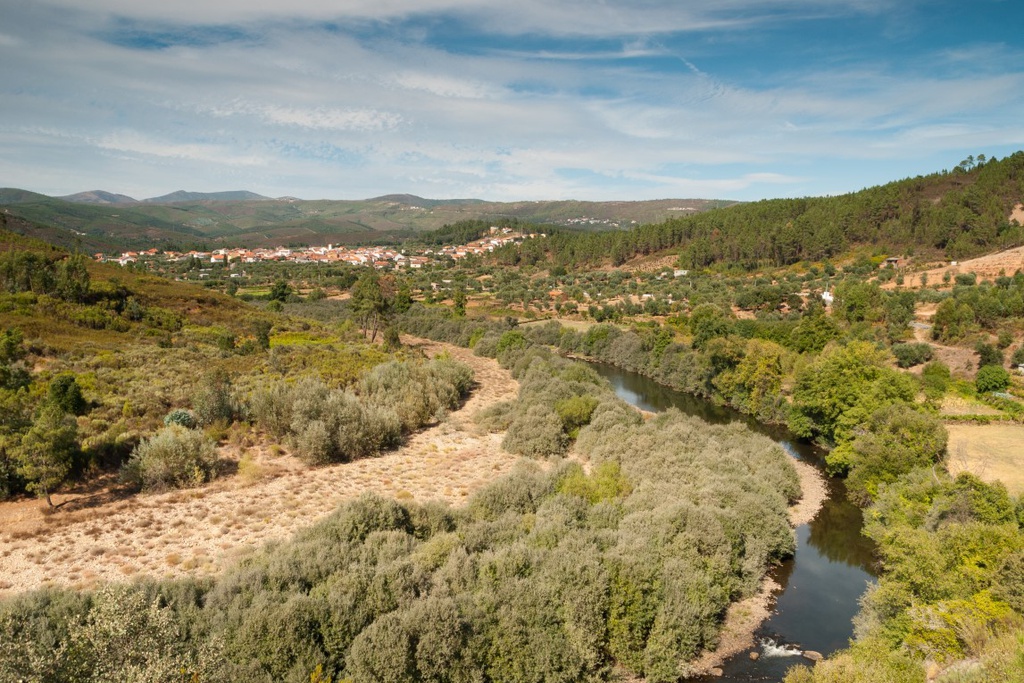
[590,363,878,682]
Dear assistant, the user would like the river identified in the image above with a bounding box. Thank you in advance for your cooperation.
[589,363,879,682]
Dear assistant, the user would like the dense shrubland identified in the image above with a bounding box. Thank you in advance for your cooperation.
[0,351,800,683]
[249,356,472,465]
[784,467,1024,683]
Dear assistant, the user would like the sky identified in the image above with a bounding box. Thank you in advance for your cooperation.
[1,0,1023,202]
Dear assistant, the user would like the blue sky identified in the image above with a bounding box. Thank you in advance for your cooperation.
[1,0,1022,202]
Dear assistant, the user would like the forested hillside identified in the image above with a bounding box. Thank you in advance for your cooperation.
[496,153,1024,269]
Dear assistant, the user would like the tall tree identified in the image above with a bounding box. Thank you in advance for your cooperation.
[16,404,78,507]
[351,271,393,342]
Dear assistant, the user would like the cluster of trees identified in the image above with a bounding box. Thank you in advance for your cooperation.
[0,349,799,683]
[932,271,1024,342]
[0,328,86,505]
[786,471,1024,682]
[0,251,92,303]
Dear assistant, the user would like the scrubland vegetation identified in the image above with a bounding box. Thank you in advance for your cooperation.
[0,344,800,683]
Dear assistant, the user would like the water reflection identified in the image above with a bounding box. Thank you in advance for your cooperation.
[588,362,879,682]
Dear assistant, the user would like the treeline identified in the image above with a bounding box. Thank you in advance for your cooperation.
[0,345,800,683]
[490,152,1024,269]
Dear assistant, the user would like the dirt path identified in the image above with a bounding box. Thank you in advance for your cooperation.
[911,305,977,376]
[0,340,520,595]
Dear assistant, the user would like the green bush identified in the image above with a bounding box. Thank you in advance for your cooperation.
[120,425,218,491]
[891,343,933,368]
[164,409,198,429]
[975,342,1004,369]
[192,370,240,426]
[976,365,1010,393]
[921,361,951,401]
[842,404,948,504]
[503,404,568,458]
[47,374,87,416]
[554,394,599,437]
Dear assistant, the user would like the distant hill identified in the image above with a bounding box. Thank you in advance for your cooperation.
[143,190,272,203]
[0,188,53,204]
[0,190,732,251]
[60,190,139,204]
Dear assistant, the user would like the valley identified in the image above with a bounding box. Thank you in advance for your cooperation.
[1,154,1023,683]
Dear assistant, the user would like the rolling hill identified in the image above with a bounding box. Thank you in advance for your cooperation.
[0,190,734,251]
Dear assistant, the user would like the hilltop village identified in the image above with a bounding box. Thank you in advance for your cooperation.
[95,227,544,270]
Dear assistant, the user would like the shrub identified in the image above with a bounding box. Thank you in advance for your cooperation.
[975,342,1004,369]
[954,272,978,286]
[503,404,568,458]
[164,409,198,429]
[121,425,218,491]
[922,361,951,401]
[976,365,1010,393]
[555,394,599,437]
[892,342,933,368]
[495,329,528,355]
[192,370,240,426]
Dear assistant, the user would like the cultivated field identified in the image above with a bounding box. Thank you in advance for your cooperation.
[946,422,1024,495]
[892,241,1024,291]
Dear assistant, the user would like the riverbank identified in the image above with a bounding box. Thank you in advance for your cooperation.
[687,454,828,676]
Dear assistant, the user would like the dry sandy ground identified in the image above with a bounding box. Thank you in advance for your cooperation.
[946,422,1024,496]
[0,339,520,595]
[884,242,1024,292]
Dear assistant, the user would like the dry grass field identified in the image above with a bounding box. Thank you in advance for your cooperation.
[946,422,1024,495]
[885,240,1024,292]
[0,339,520,595]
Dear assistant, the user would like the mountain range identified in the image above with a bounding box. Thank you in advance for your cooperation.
[0,189,732,252]
[57,190,274,204]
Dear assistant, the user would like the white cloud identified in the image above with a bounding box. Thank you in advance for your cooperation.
[94,131,266,166]
[391,72,501,99]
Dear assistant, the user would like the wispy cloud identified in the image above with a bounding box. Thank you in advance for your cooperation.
[95,131,267,166]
